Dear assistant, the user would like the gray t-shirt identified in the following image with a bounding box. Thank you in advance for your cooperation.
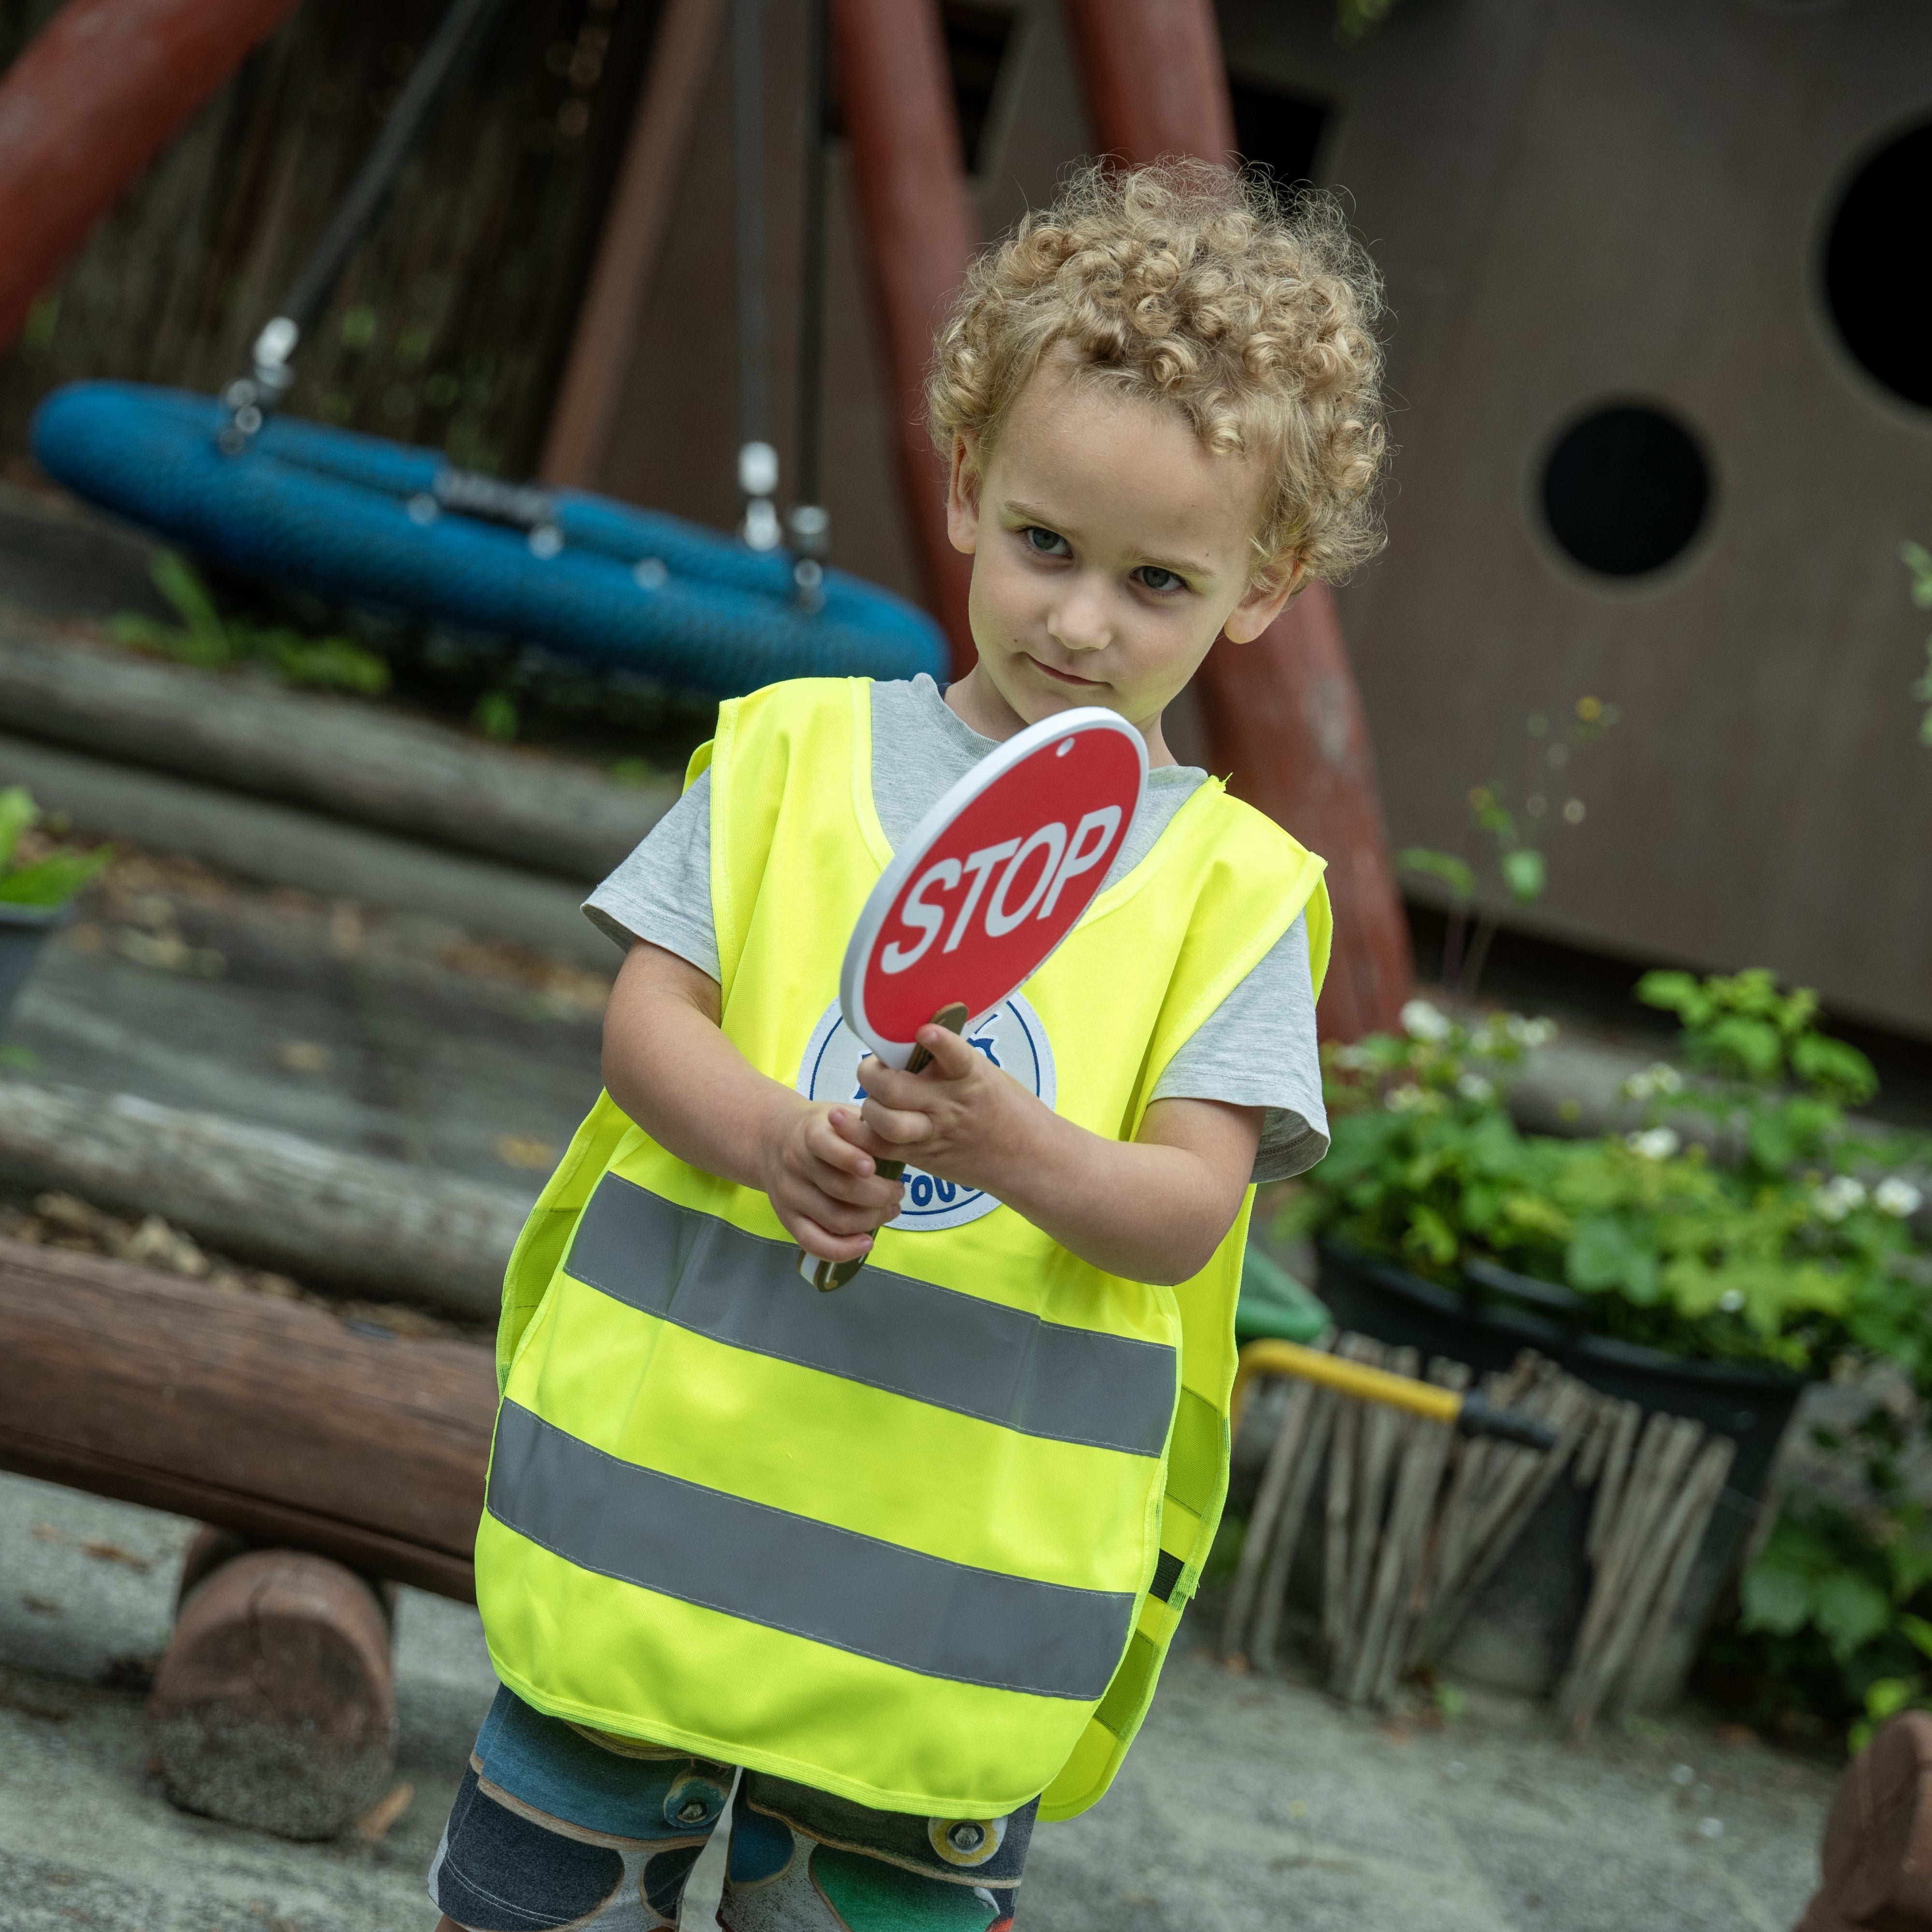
[585,675,1328,1182]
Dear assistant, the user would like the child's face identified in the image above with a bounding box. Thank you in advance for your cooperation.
[945,357,1300,760]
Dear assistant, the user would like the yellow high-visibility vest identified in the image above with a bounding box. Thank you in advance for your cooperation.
[476,677,1330,1820]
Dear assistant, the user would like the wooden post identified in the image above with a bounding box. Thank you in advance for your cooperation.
[150,1547,398,1840]
[1058,0,1413,1040]
[0,0,303,352]
[539,0,732,487]
[828,0,979,677]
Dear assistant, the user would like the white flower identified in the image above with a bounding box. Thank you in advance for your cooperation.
[1814,1176,1868,1222]
[1719,1289,1746,1314]
[1622,1061,1686,1101]
[1505,1014,1558,1049]
[1401,998,1452,1043]
[1456,1073,1496,1104]
[1385,1083,1440,1113]
[1469,1024,1502,1056]
[1627,1127,1681,1161]
[1875,1177,1925,1219]
[1332,1044,1374,1072]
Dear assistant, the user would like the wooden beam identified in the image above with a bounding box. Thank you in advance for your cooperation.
[540,0,732,488]
[829,0,980,677]
[1059,0,1412,1039]
[0,1237,496,1600]
[0,0,303,352]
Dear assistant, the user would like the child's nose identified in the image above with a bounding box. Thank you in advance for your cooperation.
[1048,576,1112,652]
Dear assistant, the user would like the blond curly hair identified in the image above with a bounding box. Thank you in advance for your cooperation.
[928,160,1387,584]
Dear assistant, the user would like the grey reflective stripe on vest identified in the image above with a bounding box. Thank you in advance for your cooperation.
[487,1401,1136,1701]
[563,1174,1176,1457]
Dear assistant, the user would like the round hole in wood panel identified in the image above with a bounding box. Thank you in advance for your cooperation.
[1826,117,1932,410]
[1540,403,1712,579]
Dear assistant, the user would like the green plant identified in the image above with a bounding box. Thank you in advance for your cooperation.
[1398,696,1619,997]
[1902,540,1932,747]
[1335,0,1402,39]
[473,689,520,742]
[0,785,112,907]
[111,550,390,697]
[1279,972,1929,1374]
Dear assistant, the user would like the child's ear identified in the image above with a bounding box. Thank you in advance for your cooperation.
[946,432,982,555]
[1222,554,1306,644]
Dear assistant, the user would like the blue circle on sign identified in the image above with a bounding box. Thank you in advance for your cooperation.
[795,995,1057,1232]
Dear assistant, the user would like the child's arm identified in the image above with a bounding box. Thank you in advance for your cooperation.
[849,1023,1261,1286]
[601,939,906,1264]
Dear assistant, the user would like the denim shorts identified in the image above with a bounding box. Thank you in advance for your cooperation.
[428,1687,1037,1931]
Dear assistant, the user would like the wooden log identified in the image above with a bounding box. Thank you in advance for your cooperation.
[0,1236,496,1598]
[1798,1712,1932,1932]
[0,734,610,968]
[0,1078,532,1318]
[0,630,677,881]
[150,1548,396,1839]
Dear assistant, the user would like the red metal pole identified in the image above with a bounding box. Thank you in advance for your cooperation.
[0,0,302,355]
[1061,0,1413,1041]
[828,0,978,679]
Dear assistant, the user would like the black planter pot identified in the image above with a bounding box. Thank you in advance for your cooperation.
[1315,1238,1807,1708]
[0,898,70,1027]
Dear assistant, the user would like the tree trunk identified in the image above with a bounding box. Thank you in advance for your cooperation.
[0,1078,532,1319]
[0,1236,496,1598]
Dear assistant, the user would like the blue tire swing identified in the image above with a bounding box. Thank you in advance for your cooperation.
[29,0,946,696]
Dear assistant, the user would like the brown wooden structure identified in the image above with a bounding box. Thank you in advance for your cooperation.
[0,1236,495,1598]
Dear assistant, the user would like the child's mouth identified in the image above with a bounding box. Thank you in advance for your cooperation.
[1028,654,1103,686]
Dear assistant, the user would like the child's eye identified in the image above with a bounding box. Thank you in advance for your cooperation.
[1023,526,1070,557]
[1136,566,1185,593]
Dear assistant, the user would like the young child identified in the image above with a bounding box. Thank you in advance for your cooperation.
[431,160,1385,1932]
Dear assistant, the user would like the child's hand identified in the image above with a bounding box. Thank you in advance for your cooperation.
[847,1024,1039,1196]
[759,1103,905,1264]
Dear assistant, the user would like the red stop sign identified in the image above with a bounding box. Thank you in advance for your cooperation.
[841,707,1147,1065]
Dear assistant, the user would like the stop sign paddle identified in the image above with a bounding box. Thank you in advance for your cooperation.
[801,705,1147,1290]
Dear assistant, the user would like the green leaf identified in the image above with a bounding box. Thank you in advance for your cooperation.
[0,785,36,870]
[268,635,391,697]
[1501,847,1546,903]
[0,846,112,906]
[1899,1615,1932,1663]
[1739,1558,1814,1636]
[1396,847,1474,903]
[1815,1571,1893,1661]
[1866,1676,1920,1721]
[473,690,520,743]
[1792,1033,1879,1105]
[1567,1215,1635,1291]
[147,549,227,658]
[1635,970,1700,1019]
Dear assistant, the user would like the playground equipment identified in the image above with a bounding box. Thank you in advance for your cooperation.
[31,382,945,695]
[24,0,947,698]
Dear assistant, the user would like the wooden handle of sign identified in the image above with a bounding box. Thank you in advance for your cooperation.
[800,1002,969,1293]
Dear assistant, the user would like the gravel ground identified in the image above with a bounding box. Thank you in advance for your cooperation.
[0,1471,1837,1932]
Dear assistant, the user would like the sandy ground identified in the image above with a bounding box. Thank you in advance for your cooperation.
[0,1469,1837,1932]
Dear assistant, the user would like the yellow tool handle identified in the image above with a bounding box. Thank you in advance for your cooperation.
[1231,1338,1462,1435]
[1232,1337,1557,1449]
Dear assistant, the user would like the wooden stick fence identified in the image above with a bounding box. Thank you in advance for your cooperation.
[1222,1334,1740,1734]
